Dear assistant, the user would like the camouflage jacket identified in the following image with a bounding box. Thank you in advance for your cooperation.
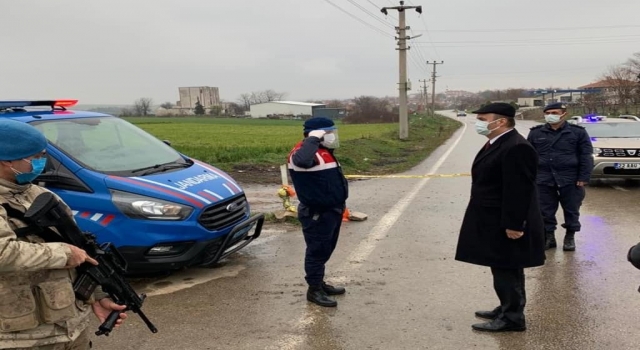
[0,179,93,349]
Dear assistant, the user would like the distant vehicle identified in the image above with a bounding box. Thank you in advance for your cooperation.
[457,111,467,117]
[576,117,640,180]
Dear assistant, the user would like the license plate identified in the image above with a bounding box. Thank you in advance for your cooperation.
[614,163,640,169]
[232,222,255,239]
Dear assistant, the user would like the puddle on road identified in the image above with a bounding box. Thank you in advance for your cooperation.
[135,264,248,297]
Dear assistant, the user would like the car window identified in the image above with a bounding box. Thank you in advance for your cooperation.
[31,117,185,174]
[582,122,640,138]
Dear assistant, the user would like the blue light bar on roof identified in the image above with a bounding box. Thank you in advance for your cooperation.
[0,100,78,109]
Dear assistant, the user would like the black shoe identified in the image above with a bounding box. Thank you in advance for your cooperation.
[322,282,346,296]
[307,286,337,307]
[472,318,526,333]
[545,231,556,250]
[474,306,501,320]
[563,232,576,251]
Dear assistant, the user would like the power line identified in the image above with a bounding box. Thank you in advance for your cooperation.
[322,0,394,39]
[413,24,640,33]
[412,38,640,48]
[405,0,441,60]
[413,34,640,44]
[345,0,395,28]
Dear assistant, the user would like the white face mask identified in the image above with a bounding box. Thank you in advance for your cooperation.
[321,132,339,149]
[544,114,563,124]
[475,119,501,136]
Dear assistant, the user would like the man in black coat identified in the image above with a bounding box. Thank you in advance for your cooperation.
[455,102,545,332]
[526,102,593,251]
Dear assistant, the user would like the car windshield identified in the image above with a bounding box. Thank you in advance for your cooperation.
[582,122,640,138]
[31,116,187,175]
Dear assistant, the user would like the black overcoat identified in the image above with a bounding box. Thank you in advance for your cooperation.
[455,129,545,269]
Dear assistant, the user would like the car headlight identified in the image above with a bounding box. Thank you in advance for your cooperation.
[111,190,193,220]
[593,147,602,156]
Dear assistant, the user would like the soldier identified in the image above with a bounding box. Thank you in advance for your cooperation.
[527,102,594,251]
[0,119,127,350]
[287,117,348,307]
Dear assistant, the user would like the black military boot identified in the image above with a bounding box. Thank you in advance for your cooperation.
[322,282,346,296]
[563,231,576,251]
[545,231,557,250]
[307,285,337,307]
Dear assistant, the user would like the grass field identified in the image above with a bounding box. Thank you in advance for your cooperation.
[124,115,461,183]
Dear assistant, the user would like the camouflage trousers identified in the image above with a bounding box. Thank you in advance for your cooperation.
[15,330,91,350]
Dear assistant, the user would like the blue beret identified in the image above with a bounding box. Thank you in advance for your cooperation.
[543,102,567,112]
[303,117,336,133]
[0,119,47,161]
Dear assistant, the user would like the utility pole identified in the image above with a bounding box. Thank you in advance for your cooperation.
[419,79,429,112]
[427,60,444,115]
[382,1,422,140]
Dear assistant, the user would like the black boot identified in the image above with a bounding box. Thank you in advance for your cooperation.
[322,282,345,296]
[307,285,337,307]
[563,231,576,251]
[545,231,557,250]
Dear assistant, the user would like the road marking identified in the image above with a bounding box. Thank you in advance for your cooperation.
[612,185,629,192]
[268,118,469,350]
[345,173,470,179]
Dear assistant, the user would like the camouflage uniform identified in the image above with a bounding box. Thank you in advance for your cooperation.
[0,179,95,350]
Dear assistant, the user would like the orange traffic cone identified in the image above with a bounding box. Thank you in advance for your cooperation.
[342,207,350,222]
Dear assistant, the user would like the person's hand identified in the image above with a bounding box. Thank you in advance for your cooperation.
[577,181,587,187]
[308,130,326,139]
[92,298,128,328]
[64,244,98,268]
[506,229,524,239]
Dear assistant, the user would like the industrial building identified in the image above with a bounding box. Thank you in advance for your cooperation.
[249,101,325,118]
[177,86,221,109]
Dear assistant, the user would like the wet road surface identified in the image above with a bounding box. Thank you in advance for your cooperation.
[97,112,640,350]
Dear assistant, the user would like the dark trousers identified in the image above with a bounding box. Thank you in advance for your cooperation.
[538,184,585,233]
[491,267,526,326]
[298,205,343,286]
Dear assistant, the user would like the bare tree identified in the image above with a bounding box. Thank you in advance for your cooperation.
[601,65,637,113]
[237,90,288,108]
[133,98,153,116]
[160,102,174,109]
[237,93,252,111]
[344,96,396,124]
[324,99,346,108]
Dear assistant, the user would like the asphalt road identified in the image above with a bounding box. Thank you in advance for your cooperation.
[96,111,640,350]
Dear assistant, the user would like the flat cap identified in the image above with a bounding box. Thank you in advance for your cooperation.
[543,102,567,112]
[472,102,516,118]
[0,119,47,161]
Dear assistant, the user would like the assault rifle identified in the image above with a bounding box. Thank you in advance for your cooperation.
[24,192,157,336]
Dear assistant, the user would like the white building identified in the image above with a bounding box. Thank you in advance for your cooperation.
[249,101,325,118]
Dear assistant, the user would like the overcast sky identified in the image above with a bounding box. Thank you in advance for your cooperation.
[1,0,639,105]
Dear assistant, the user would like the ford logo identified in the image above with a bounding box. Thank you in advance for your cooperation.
[226,203,239,212]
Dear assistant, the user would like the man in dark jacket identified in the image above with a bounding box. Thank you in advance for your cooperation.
[526,102,593,251]
[455,102,545,332]
[288,117,349,307]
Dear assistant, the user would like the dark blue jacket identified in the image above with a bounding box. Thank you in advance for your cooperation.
[287,137,348,211]
[526,122,593,187]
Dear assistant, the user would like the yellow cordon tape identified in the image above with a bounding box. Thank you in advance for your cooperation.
[344,173,471,179]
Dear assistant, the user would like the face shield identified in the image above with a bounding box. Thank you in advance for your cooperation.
[321,129,339,149]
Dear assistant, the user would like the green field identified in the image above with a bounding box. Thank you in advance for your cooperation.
[123,115,461,182]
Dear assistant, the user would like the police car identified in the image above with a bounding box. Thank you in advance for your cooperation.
[575,114,640,179]
[0,100,264,273]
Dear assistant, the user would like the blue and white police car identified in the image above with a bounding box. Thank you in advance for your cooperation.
[0,100,264,273]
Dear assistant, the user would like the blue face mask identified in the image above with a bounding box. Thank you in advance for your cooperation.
[12,158,47,184]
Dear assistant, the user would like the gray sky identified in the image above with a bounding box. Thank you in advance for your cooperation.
[1,0,639,105]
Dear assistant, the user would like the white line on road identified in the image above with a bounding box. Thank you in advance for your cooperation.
[268,118,468,350]
[612,185,629,192]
